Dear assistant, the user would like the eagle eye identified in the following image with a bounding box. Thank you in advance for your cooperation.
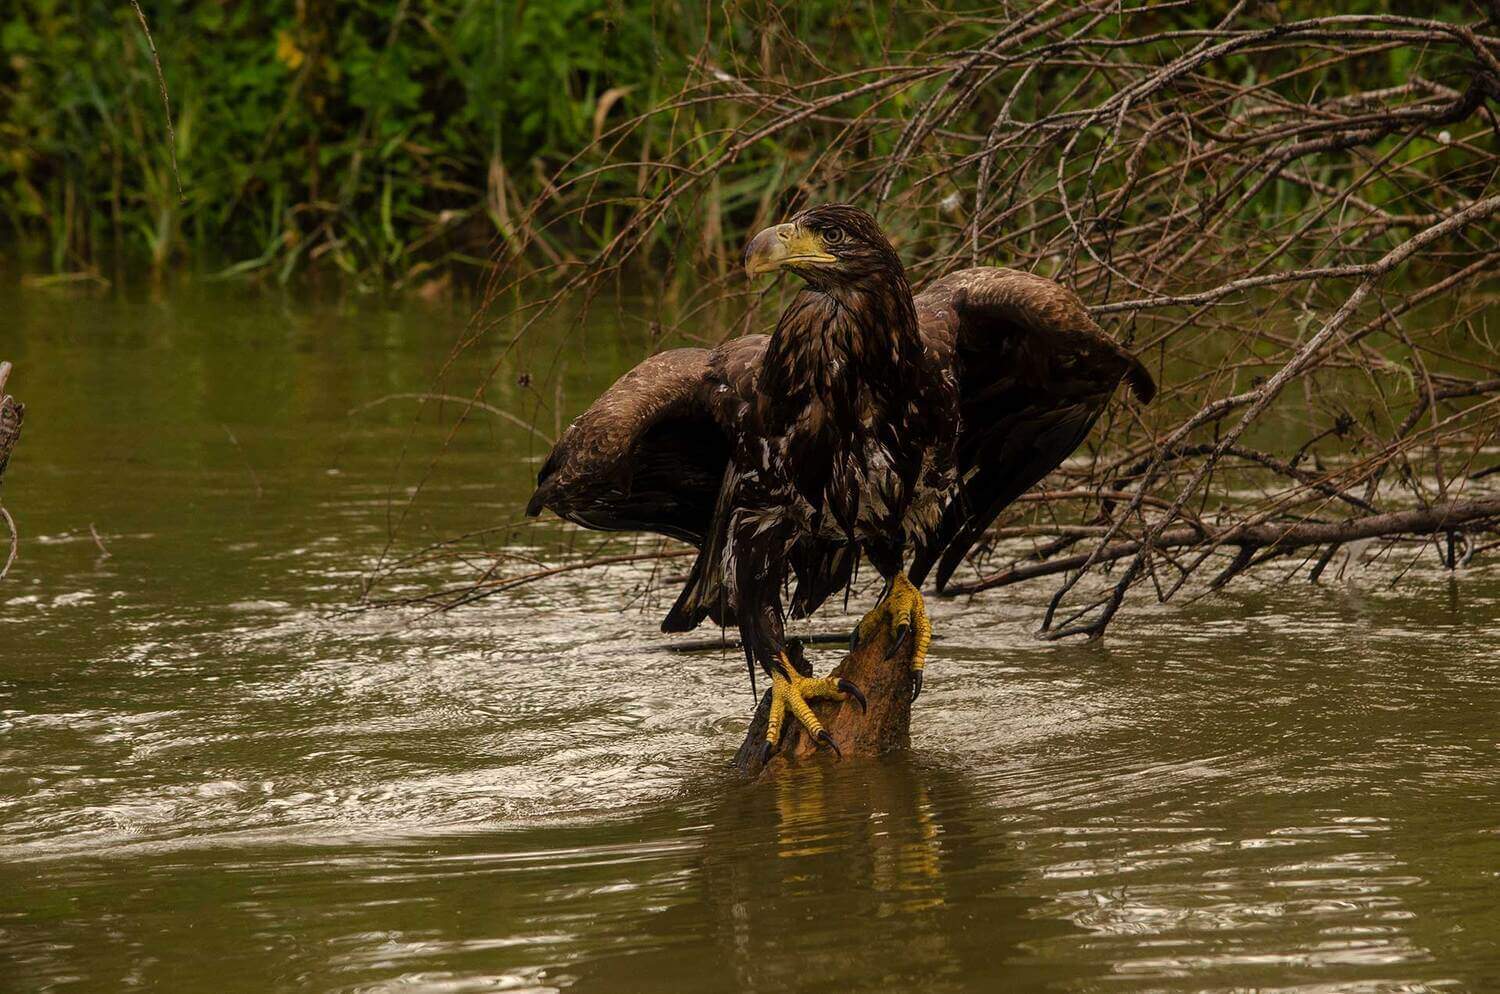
[820,226,845,246]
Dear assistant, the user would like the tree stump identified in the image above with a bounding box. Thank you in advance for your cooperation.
[0,361,22,580]
[732,603,917,780]
[0,362,20,484]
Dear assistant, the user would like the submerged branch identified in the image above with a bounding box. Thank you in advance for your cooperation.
[0,507,15,582]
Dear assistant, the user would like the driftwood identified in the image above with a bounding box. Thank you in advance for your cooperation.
[0,361,22,580]
[733,608,918,780]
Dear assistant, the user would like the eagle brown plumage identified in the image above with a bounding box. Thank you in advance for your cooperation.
[527,204,1153,759]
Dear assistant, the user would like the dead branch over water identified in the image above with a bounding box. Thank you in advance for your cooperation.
[373,6,1500,636]
[951,495,1500,596]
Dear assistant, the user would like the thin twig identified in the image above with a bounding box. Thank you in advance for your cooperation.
[89,523,111,559]
[349,392,554,444]
[0,506,16,581]
[221,424,264,499]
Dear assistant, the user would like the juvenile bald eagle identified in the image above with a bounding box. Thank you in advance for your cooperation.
[527,204,1154,760]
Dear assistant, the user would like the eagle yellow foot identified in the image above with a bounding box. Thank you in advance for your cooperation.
[851,573,931,702]
[761,653,867,764]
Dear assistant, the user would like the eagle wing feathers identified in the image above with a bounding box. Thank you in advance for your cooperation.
[528,265,1153,630]
[527,347,740,545]
[909,267,1154,591]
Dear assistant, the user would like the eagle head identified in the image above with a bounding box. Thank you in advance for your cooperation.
[744,203,903,291]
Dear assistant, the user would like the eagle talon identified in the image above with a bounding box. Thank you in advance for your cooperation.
[760,651,861,765]
[856,573,932,703]
[837,678,867,713]
[888,622,911,660]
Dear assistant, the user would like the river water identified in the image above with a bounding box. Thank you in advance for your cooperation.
[3,286,1499,993]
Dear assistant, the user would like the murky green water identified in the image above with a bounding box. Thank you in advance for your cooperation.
[3,286,1500,993]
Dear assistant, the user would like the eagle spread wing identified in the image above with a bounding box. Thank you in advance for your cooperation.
[908,267,1154,591]
[527,334,854,630]
[526,338,760,545]
[526,265,1153,626]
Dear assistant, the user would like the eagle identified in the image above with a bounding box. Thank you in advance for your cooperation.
[527,204,1154,761]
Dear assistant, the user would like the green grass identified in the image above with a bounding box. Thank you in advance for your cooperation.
[0,1,1483,286]
[2,0,695,284]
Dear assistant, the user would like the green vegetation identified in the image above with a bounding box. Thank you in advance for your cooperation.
[2,1,695,284]
[0,2,1486,287]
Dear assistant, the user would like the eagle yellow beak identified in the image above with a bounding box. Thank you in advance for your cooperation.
[744,222,837,277]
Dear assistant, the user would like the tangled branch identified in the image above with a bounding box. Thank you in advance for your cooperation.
[370,4,1500,636]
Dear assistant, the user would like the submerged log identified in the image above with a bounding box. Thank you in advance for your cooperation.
[733,606,917,780]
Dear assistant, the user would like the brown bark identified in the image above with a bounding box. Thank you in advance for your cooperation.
[0,361,22,580]
[733,620,917,780]
[0,362,20,485]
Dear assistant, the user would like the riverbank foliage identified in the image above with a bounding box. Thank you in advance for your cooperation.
[1,1,1485,289]
[4,0,685,285]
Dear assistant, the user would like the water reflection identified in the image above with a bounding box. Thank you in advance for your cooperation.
[567,756,1062,994]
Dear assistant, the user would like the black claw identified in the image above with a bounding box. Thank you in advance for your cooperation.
[760,740,776,766]
[837,678,867,713]
[887,622,911,660]
[815,729,842,759]
[910,670,924,703]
